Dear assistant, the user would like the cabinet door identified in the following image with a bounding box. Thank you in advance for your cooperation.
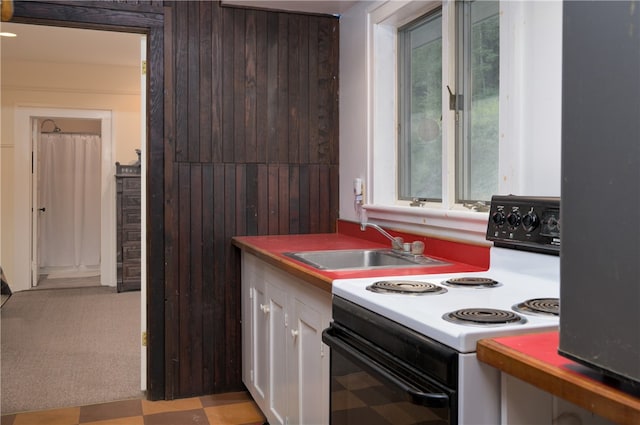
[240,254,332,425]
[240,256,252,390]
[241,255,267,404]
[266,280,288,425]
[289,296,330,425]
[251,278,268,404]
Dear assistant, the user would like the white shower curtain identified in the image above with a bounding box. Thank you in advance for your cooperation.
[38,133,102,277]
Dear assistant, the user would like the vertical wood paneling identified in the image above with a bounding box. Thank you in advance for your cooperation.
[235,165,247,236]
[221,7,235,163]
[223,163,240,387]
[298,15,310,164]
[245,11,257,163]
[319,165,331,232]
[266,13,279,163]
[326,21,340,166]
[233,8,246,163]
[199,1,212,162]
[212,163,226,390]
[165,162,180,399]
[187,1,200,162]
[201,164,215,391]
[288,15,300,164]
[160,0,341,399]
[277,14,289,163]
[163,5,177,401]
[189,165,204,394]
[245,164,258,235]
[308,19,319,164]
[257,164,269,235]
[177,163,192,393]
[308,164,320,233]
[299,165,310,234]
[174,4,189,161]
[317,19,333,165]
[278,166,290,234]
[211,4,223,163]
[289,166,300,234]
[330,164,339,231]
[267,165,279,235]
[255,12,268,163]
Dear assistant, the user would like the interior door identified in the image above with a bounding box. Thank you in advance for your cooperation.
[30,118,41,287]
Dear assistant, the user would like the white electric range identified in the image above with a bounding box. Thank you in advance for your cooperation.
[331,245,559,353]
[323,195,561,425]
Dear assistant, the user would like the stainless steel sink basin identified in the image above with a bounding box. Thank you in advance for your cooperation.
[283,249,449,271]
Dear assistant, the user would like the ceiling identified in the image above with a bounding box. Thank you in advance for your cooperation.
[0,22,141,67]
[0,2,354,67]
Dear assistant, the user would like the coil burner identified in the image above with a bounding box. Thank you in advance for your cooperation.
[441,277,501,288]
[513,298,559,317]
[443,308,527,326]
[366,280,447,295]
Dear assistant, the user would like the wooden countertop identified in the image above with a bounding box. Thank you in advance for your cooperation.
[477,332,640,425]
[232,220,489,293]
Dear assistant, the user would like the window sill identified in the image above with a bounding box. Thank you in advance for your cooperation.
[362,204,490,245]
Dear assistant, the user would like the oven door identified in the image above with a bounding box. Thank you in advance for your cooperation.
[322,323,456,425]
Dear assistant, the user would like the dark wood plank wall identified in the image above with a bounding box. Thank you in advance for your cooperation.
[164,1,339,398]
[8,0,339,400]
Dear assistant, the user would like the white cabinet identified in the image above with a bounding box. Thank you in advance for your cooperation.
[241,252,331,425]
[501,374,617,425]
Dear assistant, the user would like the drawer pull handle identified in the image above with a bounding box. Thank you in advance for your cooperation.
[291,329,299,338]
[260,304,270,314]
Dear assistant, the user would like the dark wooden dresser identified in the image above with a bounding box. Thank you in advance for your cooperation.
[115,163,141,292]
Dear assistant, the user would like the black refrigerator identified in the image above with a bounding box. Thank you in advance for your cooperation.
[560,1,640,387]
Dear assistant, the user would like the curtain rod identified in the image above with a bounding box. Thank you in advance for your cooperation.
[41,131,101,136]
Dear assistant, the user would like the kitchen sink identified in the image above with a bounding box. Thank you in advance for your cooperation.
[283,249,449,271]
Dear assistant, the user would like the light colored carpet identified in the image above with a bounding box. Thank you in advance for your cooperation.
[1,286,143,414]
[35,274,101,290]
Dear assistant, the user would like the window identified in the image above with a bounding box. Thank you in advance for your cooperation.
[397,0,499,204]
[398,10,443,201]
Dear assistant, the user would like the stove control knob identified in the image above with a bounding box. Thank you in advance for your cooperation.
[507,211,521,228]
[522,212,539,232]
[491,211,506,226]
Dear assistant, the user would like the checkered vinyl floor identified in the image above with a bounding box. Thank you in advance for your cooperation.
[1,391,265,425]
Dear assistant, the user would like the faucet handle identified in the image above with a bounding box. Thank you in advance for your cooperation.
[411,241,425,255]
[392,237,404,251]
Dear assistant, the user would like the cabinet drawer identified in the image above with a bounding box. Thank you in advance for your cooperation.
[122,209,141,227]
[123,243,141,261]
[122,228,141,242]
[122,195,141,209]
[123,262,141,280]
[123,177,141,191]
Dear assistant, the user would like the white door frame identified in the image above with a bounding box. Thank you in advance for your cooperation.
[30,118,40,287]
[14,107,116,292]
[139,35,148,392]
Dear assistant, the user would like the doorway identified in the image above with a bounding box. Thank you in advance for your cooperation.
[3,21,148,406]
[34,117,103,286]
[15,107,116,290]
[2,1,165,400]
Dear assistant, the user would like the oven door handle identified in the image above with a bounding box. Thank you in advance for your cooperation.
[322,329,450,408]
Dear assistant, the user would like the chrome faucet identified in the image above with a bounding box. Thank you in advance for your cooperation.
[360,222,404,251]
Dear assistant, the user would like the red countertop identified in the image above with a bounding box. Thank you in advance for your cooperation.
[232,220,490,293]
[477,332,640,425]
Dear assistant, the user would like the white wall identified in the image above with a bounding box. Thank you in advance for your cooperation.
[339,0,372,224]
[0,59,140,285]
[339,1,563,241]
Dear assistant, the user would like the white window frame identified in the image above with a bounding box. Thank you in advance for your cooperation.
[364,0,492,242]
